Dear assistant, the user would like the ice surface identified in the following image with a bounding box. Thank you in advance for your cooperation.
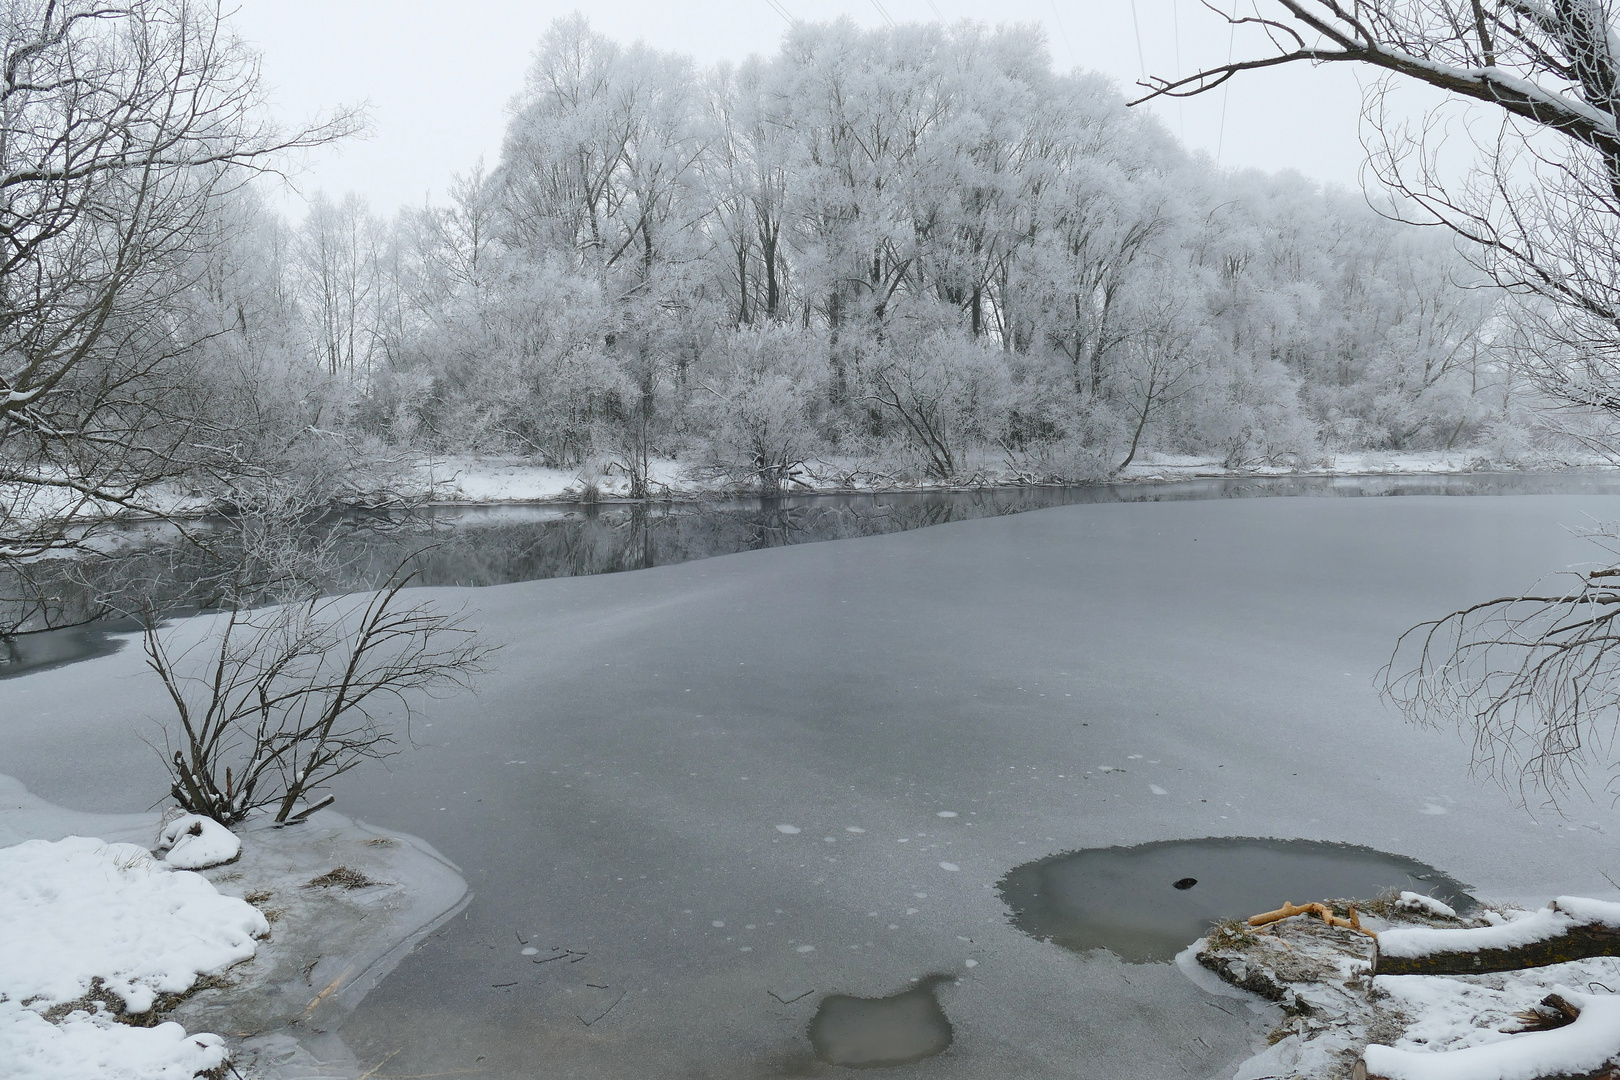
[8,493,1620,1079]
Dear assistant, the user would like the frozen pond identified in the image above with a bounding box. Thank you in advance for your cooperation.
[5,486,1620,1077]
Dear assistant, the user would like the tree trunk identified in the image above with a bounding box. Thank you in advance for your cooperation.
[1373,900,1620,976]
[1374,922,1620,976]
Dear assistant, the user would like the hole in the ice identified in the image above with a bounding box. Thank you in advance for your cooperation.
[807,974,953,1069]
[998,837,1475,963]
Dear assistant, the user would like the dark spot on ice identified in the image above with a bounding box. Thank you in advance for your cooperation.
[998,837,1474,963]
[808,975,953,1068]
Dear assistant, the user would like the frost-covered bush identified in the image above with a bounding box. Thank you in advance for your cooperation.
[692,325,828,492]
[1168,353,1319,468]
[400,259,625,466]
[1000,352,1123,479]
[860,315,1012,480]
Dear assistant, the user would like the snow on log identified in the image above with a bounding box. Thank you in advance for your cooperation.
[1353,991,1620,1080]
[1373,898,1620,977]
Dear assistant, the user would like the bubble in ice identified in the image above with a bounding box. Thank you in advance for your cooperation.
[776,824,801,834]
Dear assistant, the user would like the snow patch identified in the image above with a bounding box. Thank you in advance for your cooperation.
[1397,892,1459,920]
[156,815,240,870]
[0,997,228,1080]
[0,836,267,1015]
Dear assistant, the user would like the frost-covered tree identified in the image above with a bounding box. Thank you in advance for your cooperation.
[328,15,1512,490]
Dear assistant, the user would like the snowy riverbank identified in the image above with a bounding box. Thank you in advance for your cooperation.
[0,774,469,1079]
[1186,894,1620,1080]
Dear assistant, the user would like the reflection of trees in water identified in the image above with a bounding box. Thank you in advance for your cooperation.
[4,490,1087,630]
[7,472,1619,635]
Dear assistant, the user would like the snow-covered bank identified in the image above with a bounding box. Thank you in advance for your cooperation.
[0,835,260,1080]
[1192,898,1620,1080]
[0,774,470,1079]
[404,450,1604,506]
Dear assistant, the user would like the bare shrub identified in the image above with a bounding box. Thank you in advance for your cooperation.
[145,562,492,825]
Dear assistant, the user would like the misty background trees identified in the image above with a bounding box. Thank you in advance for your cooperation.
[154,14,1538,506]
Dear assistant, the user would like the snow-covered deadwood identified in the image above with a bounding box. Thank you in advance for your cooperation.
[1374,896,1620,974]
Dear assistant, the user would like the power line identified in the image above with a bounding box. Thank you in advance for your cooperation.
[869,0,897,27]
[1217,0,1238,164]
[1049,0,1076,70]
[925,0,945,21]
[1171,0,1185,140]
[1129,0,1148,82]
[760,0,794,25]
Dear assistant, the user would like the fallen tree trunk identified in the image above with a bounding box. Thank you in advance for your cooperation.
[1373,897,1620,977]
[1354,991,1620,1080]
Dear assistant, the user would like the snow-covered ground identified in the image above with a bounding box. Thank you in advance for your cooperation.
[0,774,469,1079]
[0,835,262,1079]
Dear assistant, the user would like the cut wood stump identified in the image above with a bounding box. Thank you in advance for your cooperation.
[1373,897,1620,977]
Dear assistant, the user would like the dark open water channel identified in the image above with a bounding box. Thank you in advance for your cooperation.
[7,471,1619,679]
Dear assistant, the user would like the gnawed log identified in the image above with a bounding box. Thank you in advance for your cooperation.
[1248,900,1377,938]
[1373,897,1620,977]
[1353,991,1620,1080]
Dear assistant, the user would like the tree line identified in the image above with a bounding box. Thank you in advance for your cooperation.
[225,15,1528,498]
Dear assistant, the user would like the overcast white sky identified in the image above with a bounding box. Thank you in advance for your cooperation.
[231,0,1449,217]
